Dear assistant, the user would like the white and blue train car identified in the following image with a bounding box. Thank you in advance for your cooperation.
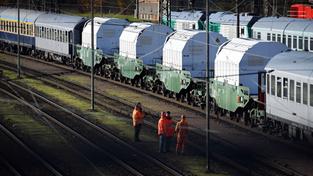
[162,30,227,78]
[252,17,313,52]
[0,8,43,52]
[265,51,313,138]
[34,13,87,62]
[82,17,129,56]
[214,38,288,95]
[119,22,173,65]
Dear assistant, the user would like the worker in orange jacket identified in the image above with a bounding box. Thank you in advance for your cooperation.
[132,102,144,142]
[158,112,167,153]
[165,111,175,152]
[175,115,188,154]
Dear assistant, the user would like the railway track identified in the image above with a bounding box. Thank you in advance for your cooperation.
[0,77,184,176]
[0,113,62,176]
[0,54,310,175]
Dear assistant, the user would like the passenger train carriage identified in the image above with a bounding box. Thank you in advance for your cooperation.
[265,51,313,138]
[0,9,44,53]
[34,13,87,63]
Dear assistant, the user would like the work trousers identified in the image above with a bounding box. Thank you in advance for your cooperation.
[134,124,142,141]
[166,136,173,152]
[159,134,166,153]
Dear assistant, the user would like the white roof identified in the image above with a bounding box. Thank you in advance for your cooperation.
[168,11,204,22]
[83,17,129,35]
[119,22,173,63]
[265,51,313,78]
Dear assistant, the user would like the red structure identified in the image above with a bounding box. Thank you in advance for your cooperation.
[290,4,313,19]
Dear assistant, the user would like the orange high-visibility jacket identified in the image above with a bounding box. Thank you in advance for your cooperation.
[175,120,188,138]
[165,119,175,137]
[132,108,144,126]
[158,117,166,135]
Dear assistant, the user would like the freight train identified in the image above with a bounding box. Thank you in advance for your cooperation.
[0,8,312,141]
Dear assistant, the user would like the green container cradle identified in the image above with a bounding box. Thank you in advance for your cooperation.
[210,79,250,112]
[156,64,192,94]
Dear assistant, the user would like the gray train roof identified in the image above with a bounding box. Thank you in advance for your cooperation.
[210,12,257,26]
[0,8,44,23]
[36,13,86,31]
[209,11,232,23]
[284,18,312,35]
[265,51,313,78]
[166,11,204,22]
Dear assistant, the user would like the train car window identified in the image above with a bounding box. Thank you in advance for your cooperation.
[64,31,67,43]
[51,29,54,40]
[69,31,73,43]
[241,28,244,35]
[310,84,313,106]
[296,82,301,103]
[288,35,292,47]
[304,37,309,51]
[271,75,275,96]
[61,31,64,43]
[267,33,271,41]
[310,38,313,51]
[283,78,288,99]
[277,34,281,42]
[303,83,308,105]
[272,33,276,41]
[8,21,11,32]
[290,80,295,101]
[293,36,298,49]
[55,30,59,41]
[277,77,282,98]
[299,36,303,50]
[267,74,270,94]
[257,32,261,39]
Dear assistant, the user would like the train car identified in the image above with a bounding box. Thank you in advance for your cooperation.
[162,11,205,31]
[209,12,259,39]
[252,17,313,52]
[115,22,173,84]
[34,13,87,64]
[290,3,313,19]
[265,51,313,140]
[209,11,232,33]
[0,8,43,53]
[211,38,288,119]
[156,30,227,104]
[76,17,129,70]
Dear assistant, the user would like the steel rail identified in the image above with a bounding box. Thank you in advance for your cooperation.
[0,155,22,176]
[0,116,63,176]
[0,80,184,176]
[0,85,145,176]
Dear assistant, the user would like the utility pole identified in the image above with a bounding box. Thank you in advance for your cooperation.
[236,0,240,38]
[205,0,211,172]
[160,0,171,26]
[136,0,139,19]
[100,0,103,17]
[91,0,95,111]
[17,0,21,78]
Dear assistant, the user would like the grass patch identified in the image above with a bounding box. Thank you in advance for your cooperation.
[0,98,64,148]
[62,74,90,86]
